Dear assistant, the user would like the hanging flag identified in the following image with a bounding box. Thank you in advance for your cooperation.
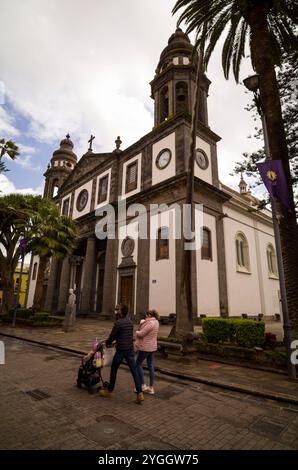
[256,160,291,211]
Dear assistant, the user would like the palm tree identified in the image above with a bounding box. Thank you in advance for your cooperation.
[173,0,298,335]
[0,139,19,174]
[0,194,37,314]
[174,24,208,339]
[0,195,77,314]
[29,202,77,311]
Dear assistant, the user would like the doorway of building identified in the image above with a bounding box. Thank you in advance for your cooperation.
[120,275,134,315]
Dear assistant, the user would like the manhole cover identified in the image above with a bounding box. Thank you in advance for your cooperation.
[80,415,139,447]
[250,417,286,439]
[156,385,184,400]
[25,389,51,401]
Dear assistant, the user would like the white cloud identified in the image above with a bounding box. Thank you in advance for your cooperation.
[0,0,263,189]
[0,174,43,195]
[0,106,20,136]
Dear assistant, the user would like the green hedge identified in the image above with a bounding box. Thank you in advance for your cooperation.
[8,308,32,319]
[202,318,230,343]
[235,320,265,348]
[202,317,265,348]
[33,312,49,322]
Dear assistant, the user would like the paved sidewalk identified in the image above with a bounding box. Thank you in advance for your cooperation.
[1,318,297,405]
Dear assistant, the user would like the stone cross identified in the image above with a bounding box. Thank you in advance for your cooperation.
[88,134,95,151]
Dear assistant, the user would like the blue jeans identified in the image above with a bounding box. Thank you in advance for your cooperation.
[108,349,142,393]
[136,351,155,387]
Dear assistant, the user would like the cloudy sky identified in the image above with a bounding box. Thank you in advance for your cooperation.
[0,0,263,196]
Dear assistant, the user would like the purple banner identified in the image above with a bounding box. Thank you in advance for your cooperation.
[256,160,291,210]
[19,238,27,258]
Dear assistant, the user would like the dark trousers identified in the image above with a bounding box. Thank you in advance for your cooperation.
[108,349,142,393]
[136,351,155,386]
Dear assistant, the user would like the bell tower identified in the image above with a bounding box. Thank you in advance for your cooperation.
[150,28,210,127]
[43,134,77,199]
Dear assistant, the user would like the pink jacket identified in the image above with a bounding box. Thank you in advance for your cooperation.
[135,318,159,352]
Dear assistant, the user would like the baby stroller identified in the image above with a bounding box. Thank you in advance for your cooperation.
[76,341,108,394]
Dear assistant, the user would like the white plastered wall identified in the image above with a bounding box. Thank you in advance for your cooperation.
[94,168,112,210]
[223,206,277,316]
[152,132,176,186]
[194,136,212,185]
[120,154,142,200]
[72,180,93,219]
[26,255,39,308]
[149,209,176,315]
[195,211,220,316]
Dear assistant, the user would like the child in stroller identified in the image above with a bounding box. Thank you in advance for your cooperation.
[77,340,108,394]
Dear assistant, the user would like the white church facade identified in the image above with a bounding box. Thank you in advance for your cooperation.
[26,29,280,320]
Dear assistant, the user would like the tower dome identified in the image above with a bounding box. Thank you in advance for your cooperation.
[43,134,77,199]
[156,28,196,75]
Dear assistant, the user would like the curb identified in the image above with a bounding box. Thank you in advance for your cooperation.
[1,331,298,406]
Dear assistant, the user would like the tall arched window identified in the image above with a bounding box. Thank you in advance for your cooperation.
[267,244,278,277]
[32,262,38,280]
[156,227,169,260]
[160,86,169,122]
[235,233,250,272]
[201,227,212,260]
[175,81,188,114]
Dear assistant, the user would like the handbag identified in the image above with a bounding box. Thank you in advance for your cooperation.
[102,345,116,367]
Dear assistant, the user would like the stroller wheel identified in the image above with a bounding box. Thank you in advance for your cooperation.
[77,380,82,389]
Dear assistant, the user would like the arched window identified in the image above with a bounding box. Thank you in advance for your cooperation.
[201,227,212,260]
[235,233,250,271]
[160,86,169,122]
[156,227,169,260]
[32,262,38,280]
[175,81,188,114]
[267,244,278,277]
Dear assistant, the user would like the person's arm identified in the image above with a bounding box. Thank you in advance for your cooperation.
[106,322,119,346]
[136,321,153,338]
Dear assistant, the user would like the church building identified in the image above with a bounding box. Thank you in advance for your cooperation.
[26,29,280,320]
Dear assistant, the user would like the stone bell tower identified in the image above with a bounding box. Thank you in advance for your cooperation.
[43,134,77,199]
[150,28,211,127]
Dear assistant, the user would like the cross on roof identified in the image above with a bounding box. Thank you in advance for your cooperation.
[88,134,95,151]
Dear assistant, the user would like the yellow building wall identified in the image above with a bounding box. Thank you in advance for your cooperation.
[0,267,29,308]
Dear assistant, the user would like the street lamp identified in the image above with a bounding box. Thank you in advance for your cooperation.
[243,74,296,380]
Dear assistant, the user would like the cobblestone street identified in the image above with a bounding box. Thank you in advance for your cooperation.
[1,336,298,450]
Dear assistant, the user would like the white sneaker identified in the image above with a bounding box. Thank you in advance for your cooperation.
[142,384,149,392]
[146,386,155,395]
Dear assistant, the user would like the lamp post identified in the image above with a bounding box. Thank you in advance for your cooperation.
[243,74,296,380]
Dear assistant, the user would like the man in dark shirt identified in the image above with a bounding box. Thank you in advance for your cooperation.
[100,304,144,404]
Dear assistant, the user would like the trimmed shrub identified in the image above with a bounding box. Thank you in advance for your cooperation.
[235,320,265,348]
[202,318,230,343]
[33,312,49,322]
[8,308,32,319]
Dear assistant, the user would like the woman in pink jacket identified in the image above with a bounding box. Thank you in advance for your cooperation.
[135,309,159,395]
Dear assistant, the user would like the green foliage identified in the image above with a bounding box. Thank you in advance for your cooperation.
[235,320,265,348]
[33,312,49,322]
[202,317,265,347]
[202,318,230,343]
[233,51,298,213]
[8,308,32,319]
[0,138,19,175]
[172,0,298,82]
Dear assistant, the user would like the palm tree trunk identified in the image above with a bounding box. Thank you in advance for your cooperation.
[174,30,207,339]
[247,4,298,336]
[32,256,47,312]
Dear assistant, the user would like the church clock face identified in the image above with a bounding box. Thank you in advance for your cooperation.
[156,148,172,170]
[76,189,89,212]
[195,149,209,170]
